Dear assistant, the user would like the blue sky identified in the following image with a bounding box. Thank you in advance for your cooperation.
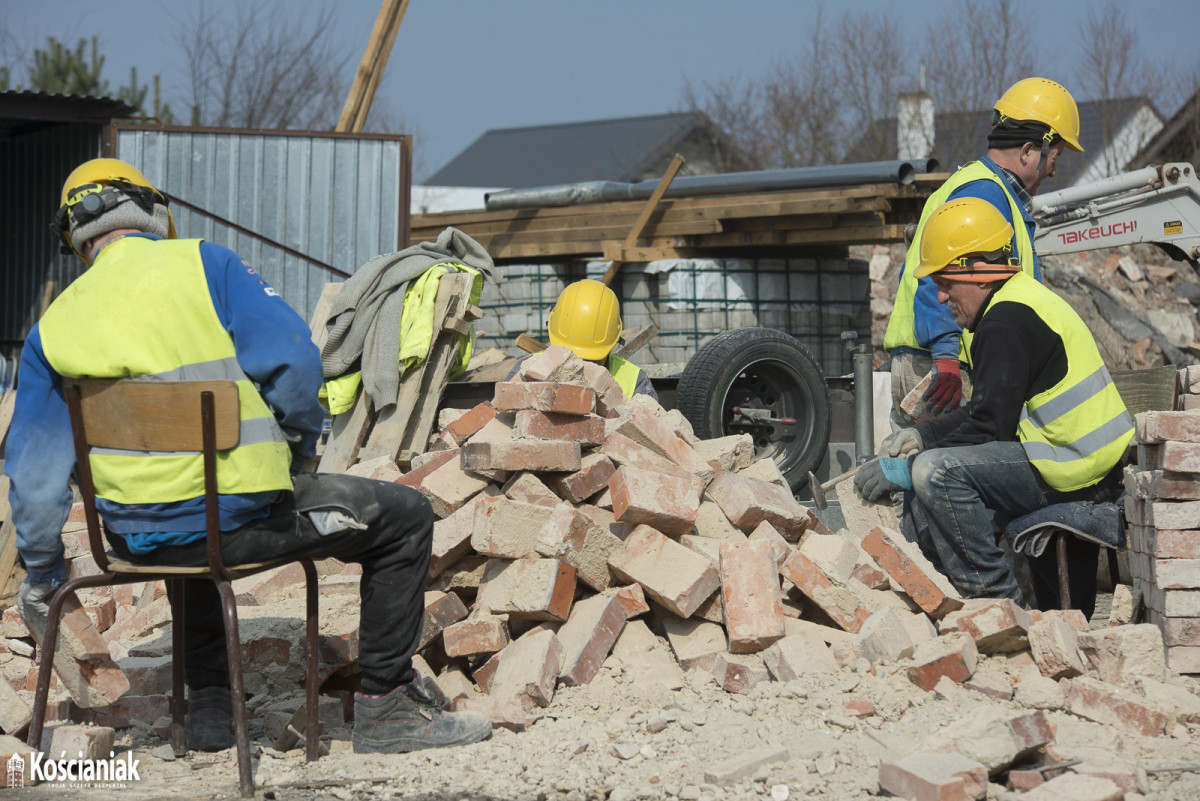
[5,0,1198,179]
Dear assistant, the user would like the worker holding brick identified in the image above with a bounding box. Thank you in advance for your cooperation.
[6,158,491,755]
[508,278,658,400]
[856,197,1133,614]
[884,78,1084,427]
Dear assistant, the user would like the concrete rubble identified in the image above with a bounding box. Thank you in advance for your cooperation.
[1,343,1198,799]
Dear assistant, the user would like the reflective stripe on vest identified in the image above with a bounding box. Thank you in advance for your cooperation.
[884,161,1036,359]
[607,354,640,400]
[994,272,1134,491]
[39,237,293,506]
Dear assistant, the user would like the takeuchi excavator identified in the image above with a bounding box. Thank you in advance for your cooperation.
[1032,162,1200,267]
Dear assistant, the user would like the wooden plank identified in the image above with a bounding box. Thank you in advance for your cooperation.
[515,334,548,354]
[317,390,375,473]
[0,389,15,453]
[337,0,409,132]
[67,379,240,451]
[358,273,474,464]
[1111,366,1179,416]
[600,154,679,285]
[396,275,476,465]
[0,519,20,608]
[613,324,658,360]
[0,475,10,526]
[309,282,345,351]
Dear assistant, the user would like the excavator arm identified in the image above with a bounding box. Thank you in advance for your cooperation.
[1032,162,1200,268]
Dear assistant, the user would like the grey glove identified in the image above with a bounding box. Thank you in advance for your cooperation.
[880,427,922,457]
[17,578,58,644]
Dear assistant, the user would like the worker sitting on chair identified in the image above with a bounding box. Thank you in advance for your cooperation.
[508,278,658,401]
[855,197,1132,618]
[6,158,491,755]
[884,77,1084,428]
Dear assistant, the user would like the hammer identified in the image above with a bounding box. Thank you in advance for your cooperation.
[808,440,918,511]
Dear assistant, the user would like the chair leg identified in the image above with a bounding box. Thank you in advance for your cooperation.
[216,580,254,797]
[170,579,187,756]
[1056,532,1072,611]
[1106,546,1122,590]
[28,584,73,752]
[302,559,320,762]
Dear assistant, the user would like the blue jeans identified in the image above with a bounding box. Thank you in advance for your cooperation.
[900,441,1047,602]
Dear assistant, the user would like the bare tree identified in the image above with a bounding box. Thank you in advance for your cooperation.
[920,0,1036,162]
[177,0,349,129]
[1073,0,1165,178]
[830,10,910,161]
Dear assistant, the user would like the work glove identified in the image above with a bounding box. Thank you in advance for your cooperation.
[923,358,963,415]
[880,427,923,457]
[853,457,913,503]
[17,575,63,645]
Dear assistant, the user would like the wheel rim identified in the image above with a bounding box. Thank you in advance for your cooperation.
[720,357,819,478]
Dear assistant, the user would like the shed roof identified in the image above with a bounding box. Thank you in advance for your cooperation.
[0,90,136,137]
[426,111,745,188]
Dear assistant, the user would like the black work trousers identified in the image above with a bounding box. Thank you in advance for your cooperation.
[107,472,434,695]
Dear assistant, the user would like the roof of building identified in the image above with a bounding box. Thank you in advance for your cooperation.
[0,90,136,136]
[1129,87,1200,168]
[426,110,746,188]
[843,96,1161,192]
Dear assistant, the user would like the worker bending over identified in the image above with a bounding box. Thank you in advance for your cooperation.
[856,198,1132,616]
[509,278,658,401]
[6,158,491,755]
[885,78,1083,426]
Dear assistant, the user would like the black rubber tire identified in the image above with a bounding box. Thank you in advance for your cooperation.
[676,328,831,492]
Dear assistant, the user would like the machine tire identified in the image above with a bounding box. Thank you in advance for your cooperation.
[676,328,831,492]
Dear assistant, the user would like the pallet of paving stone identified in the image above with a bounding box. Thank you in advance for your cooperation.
[319,272,482,473]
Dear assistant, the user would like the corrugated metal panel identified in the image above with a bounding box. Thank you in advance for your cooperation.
[0,122,100,370]
[116,127,410,323]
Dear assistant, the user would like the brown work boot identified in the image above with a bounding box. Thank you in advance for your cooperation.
[352,680,491,754]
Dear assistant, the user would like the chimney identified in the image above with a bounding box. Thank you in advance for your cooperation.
[897,91,935,160]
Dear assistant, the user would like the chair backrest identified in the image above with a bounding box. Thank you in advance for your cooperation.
[62,379,240,574]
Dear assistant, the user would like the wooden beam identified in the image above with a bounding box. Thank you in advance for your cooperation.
[515,334,548,354]
[336,0,409,133]
[601,154,686,285]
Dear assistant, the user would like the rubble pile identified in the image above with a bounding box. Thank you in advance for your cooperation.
[862,242,1200,371]
[4,344,1199,797]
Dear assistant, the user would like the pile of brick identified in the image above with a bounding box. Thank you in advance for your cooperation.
[4,344,1199,799]
[1126,366,1200,676]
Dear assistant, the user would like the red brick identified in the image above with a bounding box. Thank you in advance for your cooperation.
[444,402,497,444]
[493,381,594,415]
[606,584,650,619]
[1125,468,1200,501]
[581,361,626,417]
[1028,619,1085,679]
[460,440,581,473]
[607,525,720,618]
[746,521,791,567]
[600,432,706,498]
[471,496,557,559]
[1017,773,1124,801]
[779,550,875,633]
[430,486,501,578]
[396,448,459,489]
[761,632,840,679]
[477,558,576,621]
[843,696,875,717]
[862,527,964,619]
[514,409,606,445]
[705,471,817,541]
[501,472,561,507]
[1137,410,1200,443]
[1128,525,1200,559]
[608,464,699,537]
[443,615,510,658]
[712,652,768,694]
[517,346,585,383]
[1061,676,1170,736]
[418,591,470,650]
[0,674,31,734]
[556,593,626,686]
[553,504,623,591]
[547,453,617,504]
[954,599,1033,653]
[410,450,491,518]
[1076,624,1166,684]
[878,753,988,801]
[479,628,563,710]
[612,405,714,481]
[907,632,979,691]
[719,541,785,653]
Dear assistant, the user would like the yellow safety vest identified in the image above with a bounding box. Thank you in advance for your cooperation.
[884,161,1035,357]
[607,354,641,400]
[989,273,1134,492]
[39,237,293,505]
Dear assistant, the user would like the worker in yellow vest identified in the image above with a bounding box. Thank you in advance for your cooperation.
[509,279,658,401]
[6,158,491,756]
[884,78,1083,427]
[857,198,1132,615]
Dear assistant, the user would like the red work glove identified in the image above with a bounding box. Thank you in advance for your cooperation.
[923,358,963,415]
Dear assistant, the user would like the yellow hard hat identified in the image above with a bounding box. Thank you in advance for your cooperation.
[914,198,1017,282]
[54,157,176,259]
[547,279,622,360]
[993,77,1083,153]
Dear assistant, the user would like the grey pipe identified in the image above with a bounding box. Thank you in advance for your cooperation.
[485,158,940,210]
[853,347,875,464]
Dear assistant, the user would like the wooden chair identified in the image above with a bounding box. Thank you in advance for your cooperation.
[28,379,321,797]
